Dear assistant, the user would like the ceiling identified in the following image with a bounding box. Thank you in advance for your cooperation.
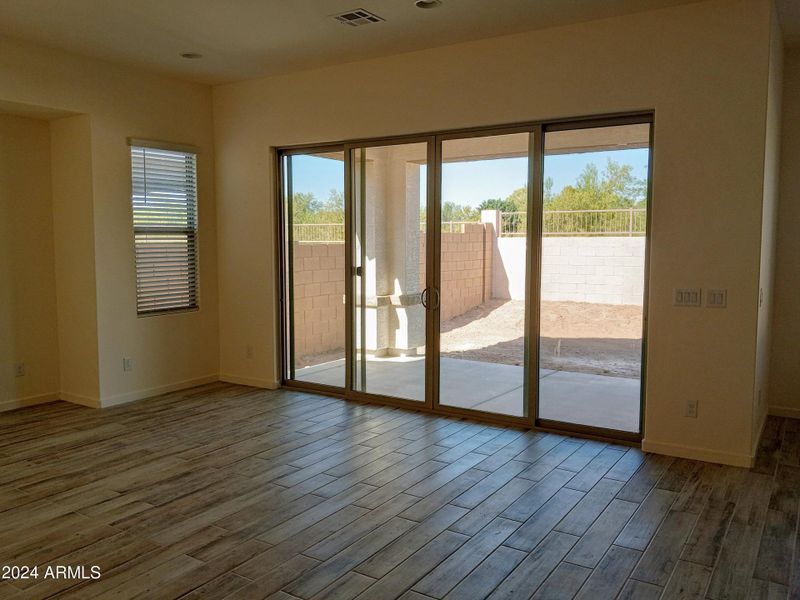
[0,0,795,85]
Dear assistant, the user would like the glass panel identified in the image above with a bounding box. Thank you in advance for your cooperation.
[538,123,650,432]
[438,132,530,417]
[352,142,428,401]
[284,151,346,387]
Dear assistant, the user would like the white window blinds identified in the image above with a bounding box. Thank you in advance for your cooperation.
[131,145,198,315]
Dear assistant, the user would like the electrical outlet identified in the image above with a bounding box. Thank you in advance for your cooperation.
[246,345,254,360]
[706,288,727,308]
[122,357,133,372]
[685,399,698,418]
[674,288,701,307]
[14,362,25,378]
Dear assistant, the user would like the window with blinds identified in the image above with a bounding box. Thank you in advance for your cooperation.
[130,145,198,315]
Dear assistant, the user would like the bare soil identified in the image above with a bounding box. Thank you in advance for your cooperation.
[441,299,642,378]
[298,299,643,379]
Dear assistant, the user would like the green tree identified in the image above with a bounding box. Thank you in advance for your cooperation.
[504,187,528,212]
[291,189,346,224]
[291,191,321,223]
[542,159,647,233]
[544,159,646,211]
[477,198,516,213]
[543,177,554,203]
[602,160,646,206]
[442,201,479,222]
[316,189,344,223]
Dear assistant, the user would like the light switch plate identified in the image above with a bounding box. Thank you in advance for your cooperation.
[685,399,698,418]
[706,289,727,308]
[674,288,701,307]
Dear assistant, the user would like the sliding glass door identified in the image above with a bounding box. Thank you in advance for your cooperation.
[279,114,652,440]
[280,149,346,389]
[349,140,432,403]
[536,121,651,436]
[436,131,532,419]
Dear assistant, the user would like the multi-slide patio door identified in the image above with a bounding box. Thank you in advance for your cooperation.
[278,113,652,441]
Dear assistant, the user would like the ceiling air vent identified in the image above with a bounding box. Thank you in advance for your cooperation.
[332,9,384,26]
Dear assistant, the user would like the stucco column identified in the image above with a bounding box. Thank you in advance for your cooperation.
[481,209,500,301]
[362,146,424,357]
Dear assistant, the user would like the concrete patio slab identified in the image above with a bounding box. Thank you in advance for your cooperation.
[538,370,640,432]
[295,356,639,432]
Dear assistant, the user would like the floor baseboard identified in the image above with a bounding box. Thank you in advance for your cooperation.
[99,374,220,408]
[60,391,101,408]
[219,374,279,389]
[642,438,753,468]
[0,392,60,412]
[769,405,800,419]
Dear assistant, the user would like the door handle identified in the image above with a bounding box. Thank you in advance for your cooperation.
[420,288,440,310]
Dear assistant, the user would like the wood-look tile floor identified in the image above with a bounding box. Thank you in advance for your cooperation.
[0,383,798,600]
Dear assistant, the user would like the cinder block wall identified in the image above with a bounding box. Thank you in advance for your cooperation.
[420,223,488,322]
[494,236,645,305]
[292,227,490,361]
[291,242,346,361]
[292,227,647,361]
[293,232,645,360]
[541,237,645,305]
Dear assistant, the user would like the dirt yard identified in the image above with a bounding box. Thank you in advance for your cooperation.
[441,299,642,378]
[297,299,643,378]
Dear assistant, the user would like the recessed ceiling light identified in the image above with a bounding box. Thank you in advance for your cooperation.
[415,0,442,8]
[180,52,203,59]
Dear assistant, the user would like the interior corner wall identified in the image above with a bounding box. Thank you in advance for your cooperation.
[49,114,101,404]
[0,113,60,409]
[770,45,800,418]
[0,37,219,406]
[213,0,773,466]
[752,7,783,447]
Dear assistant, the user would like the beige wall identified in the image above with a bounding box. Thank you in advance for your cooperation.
[770,46,800,417]
[214,0,775,465]
[0,37,219,406]
[753,12,783,445]
[0,114,60,409]
[50,115,101,404]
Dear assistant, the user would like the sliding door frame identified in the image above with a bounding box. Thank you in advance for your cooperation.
[343,135,437,412]
[277,145,347,397]
[533,114,654,443]
[276,110,654,443]
[431,125,536,429]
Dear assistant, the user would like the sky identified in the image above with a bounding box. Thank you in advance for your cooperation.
[289,148,650,210]
[289,154,345,200]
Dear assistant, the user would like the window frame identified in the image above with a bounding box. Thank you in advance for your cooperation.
[129,140,200,317]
